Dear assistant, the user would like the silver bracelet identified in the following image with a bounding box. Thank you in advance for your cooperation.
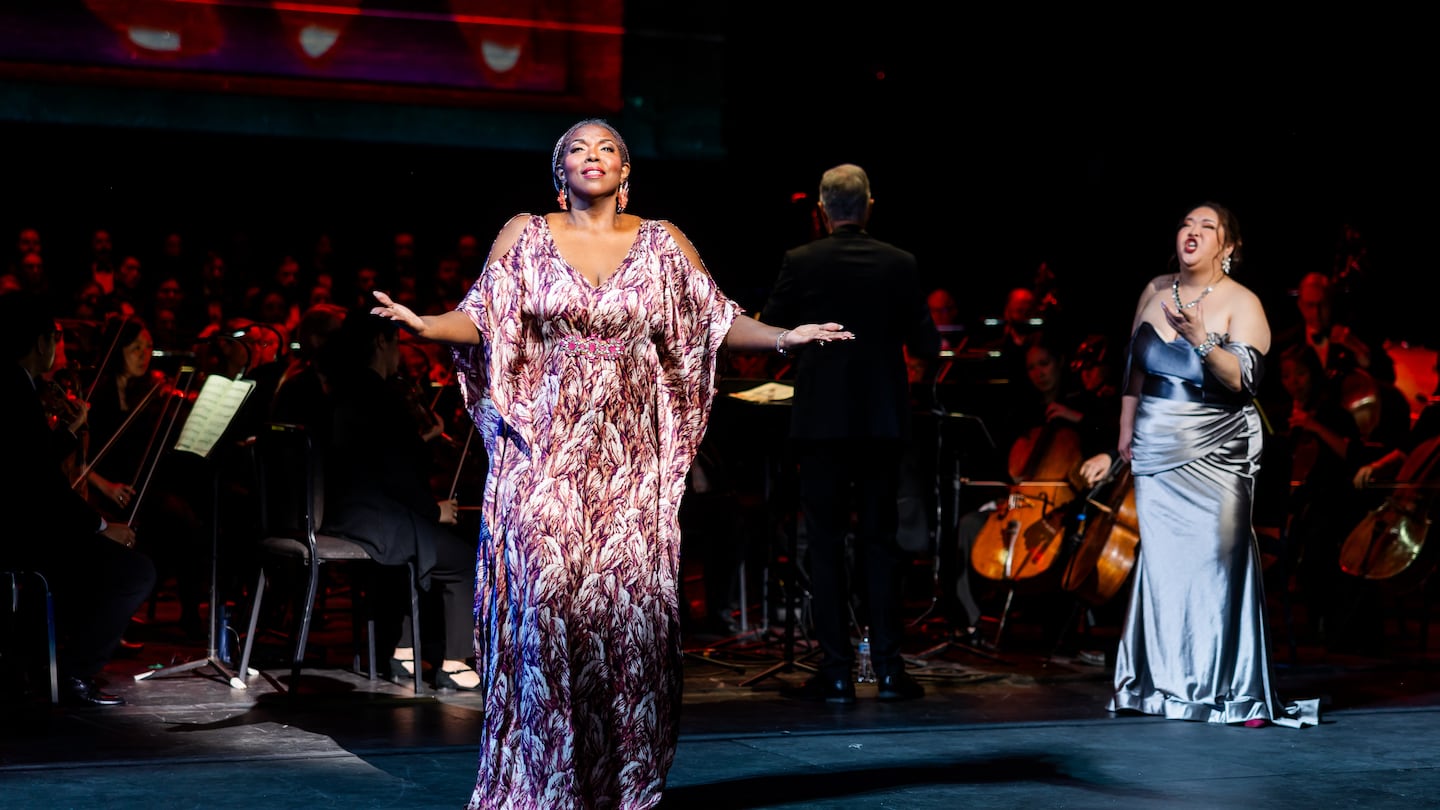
[1193,332,1224,359]
[775,329,790,356]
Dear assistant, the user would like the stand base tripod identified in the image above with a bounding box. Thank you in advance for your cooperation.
[132,460,250,690]
[738,644,818,687]
[915,623,1009,665]
[134,604,250,690]
[135,650,248,690]
[739,586,817,687]
[682,559,766,674]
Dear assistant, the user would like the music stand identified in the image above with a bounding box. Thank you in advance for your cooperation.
[737,532,819,687]
[135,373,255,689]
[911,408,1009,664]
[738,441,819,687]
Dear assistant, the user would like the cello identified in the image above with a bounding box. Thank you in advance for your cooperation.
[969,418,1083,588]
[1338,433,1440,594]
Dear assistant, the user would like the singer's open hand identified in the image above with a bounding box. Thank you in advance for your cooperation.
[371,291,428,334]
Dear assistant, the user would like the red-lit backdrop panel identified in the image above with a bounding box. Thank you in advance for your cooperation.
[0,0,624,111]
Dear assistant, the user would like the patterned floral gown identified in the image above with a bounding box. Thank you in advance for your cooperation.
[452,215,740,809]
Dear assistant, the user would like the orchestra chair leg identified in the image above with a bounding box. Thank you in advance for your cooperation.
[3,570,60,705]
[242,423,426,696]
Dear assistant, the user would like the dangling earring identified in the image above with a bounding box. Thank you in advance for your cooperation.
[556,181,568,211]
[1222,255,1232,275]
[616,180,629,214]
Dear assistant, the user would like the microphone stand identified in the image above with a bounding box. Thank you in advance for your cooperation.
[912,405,1008,664]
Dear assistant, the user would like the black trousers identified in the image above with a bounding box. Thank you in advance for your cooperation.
[17,533,157,680]
[394,519,476,662]
[795,438,908,681]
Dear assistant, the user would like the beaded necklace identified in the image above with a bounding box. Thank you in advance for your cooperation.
[1172,273,1223,310]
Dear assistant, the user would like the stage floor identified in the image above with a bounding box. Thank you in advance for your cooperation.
[4,582,1440,809]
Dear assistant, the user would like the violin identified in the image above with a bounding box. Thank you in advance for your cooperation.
[40,374,87,431]
[391,373,454,447]
[41,370,92,499]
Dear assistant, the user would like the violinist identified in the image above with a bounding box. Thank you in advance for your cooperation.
[222,319,290,444]
[85,315,208,638]
[318,306,480,690]
[270,302,347,435]
[395,339,448,445]
[1,292,156,706]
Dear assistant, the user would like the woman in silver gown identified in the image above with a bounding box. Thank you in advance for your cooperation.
[1109,202,1319,728]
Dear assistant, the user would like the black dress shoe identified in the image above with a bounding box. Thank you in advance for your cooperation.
[61,676,125,707]
[957,626,995,651]
[875,671,925,702]
[779,675,856,705]
[434,667,482,692]
[389,657,420,685]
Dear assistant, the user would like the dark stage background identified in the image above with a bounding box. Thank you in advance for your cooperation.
[1,4,1432,349]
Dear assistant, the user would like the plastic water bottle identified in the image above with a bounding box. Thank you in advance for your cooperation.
[216,602,232,665]
[856,626,875,683]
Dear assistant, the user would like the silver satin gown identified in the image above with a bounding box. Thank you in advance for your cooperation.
[1109,323,1320,727]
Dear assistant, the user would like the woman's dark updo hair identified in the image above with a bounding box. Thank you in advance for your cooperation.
[1179,200,1244,269]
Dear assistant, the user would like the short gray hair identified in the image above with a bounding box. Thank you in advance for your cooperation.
[818,164,871,222]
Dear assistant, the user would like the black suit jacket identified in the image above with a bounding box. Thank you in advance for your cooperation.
[760,225,940,441]
[1,363,105,568]
[1273,321,1395,386]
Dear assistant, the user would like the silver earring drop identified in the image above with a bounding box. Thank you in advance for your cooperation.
[1222,255,1232,275]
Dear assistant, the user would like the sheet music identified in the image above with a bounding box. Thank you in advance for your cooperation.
[174,375,256,458]
[728,382,794,403]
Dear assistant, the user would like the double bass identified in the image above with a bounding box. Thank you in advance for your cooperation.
[970,419,1082,588]
[1059,457,1140,606]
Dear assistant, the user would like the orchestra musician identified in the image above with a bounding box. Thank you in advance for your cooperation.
[1,292,156,706]
[84,315,208,638]
[317,306,481,690]
[953,332,1118,647]
[270,302,347,434]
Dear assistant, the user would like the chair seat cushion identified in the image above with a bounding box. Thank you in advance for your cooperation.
[258,534,375,561]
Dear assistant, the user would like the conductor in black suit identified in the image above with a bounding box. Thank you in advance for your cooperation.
[761,164,940,703]
[0,292,156,706]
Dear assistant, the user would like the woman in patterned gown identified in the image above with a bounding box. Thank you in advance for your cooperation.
[369,119,852,809]
[1108,201,1319,728]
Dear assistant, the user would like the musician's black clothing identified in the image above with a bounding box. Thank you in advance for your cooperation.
[1,363,155,680]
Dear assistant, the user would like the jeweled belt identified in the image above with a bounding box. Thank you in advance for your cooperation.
[557,335,627,359]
